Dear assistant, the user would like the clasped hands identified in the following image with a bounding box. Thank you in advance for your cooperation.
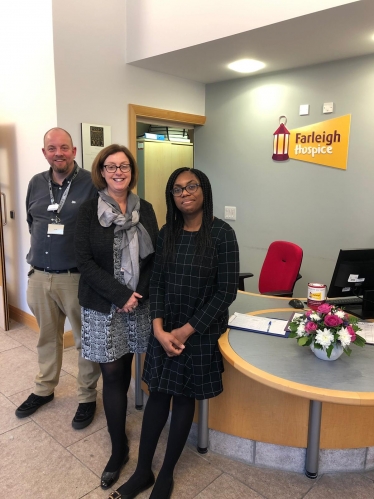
[154,323,194,357]
[116,292,142,314]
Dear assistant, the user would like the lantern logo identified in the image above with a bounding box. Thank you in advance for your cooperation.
[272,116,290,161]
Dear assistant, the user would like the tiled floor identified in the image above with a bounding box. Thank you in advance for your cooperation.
[1,320,374,498]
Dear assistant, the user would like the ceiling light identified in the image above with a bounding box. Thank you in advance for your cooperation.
[228,59,265,73]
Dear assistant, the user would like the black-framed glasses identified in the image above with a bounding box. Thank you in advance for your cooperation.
[171,184,200,197]
[103,163,131,173]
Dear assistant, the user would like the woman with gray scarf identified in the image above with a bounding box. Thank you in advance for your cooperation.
[75,144,158,491]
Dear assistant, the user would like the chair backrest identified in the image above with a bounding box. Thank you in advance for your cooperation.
[258,241,303,295]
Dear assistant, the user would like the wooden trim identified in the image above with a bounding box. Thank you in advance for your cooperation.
[238,290,303,301]
[219,307,374,405]
[9,305,74,348]
[63,330,75,348]
[209,359,310,447]
[9,304,38,331]
[0,213,10,330]
[249,307,297,315]
[128,104,206,160]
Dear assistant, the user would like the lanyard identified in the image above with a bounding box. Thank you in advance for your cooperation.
[48,167,79,214]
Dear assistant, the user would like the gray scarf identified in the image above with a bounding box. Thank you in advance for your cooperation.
[97,190,154,291]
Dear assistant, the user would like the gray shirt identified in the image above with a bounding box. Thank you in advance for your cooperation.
[26,162,97,270]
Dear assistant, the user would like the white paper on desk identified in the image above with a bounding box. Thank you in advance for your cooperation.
[357,322,374,345]
[228,313,289,336]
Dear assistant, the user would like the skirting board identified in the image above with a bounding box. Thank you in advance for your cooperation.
[9,305,75,348]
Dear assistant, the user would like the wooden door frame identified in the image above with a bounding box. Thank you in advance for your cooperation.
[128,104,206,158]
[0,203,10,330]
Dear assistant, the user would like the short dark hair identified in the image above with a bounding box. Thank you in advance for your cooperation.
[91,144,138,191]
[162,167,213,262]
[43,127,73,147]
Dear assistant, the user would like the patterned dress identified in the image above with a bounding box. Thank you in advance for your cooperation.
[143,217,239,400]
[81,233,151,363]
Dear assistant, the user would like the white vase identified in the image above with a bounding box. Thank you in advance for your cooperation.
[310,343,344,361]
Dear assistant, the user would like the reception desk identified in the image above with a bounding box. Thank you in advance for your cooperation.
[208,291,374,477]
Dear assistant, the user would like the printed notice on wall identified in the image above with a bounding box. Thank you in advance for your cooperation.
[81,123,112,171]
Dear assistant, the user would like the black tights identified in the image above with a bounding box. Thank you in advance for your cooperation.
[100,352,133,472]
[117,391,195,497]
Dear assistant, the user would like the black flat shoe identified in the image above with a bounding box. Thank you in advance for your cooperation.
[149,478,174,499]
[108,471,155,499]
[101,451,130,490]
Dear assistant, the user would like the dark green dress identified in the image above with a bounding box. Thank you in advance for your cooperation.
[143,217,239,400]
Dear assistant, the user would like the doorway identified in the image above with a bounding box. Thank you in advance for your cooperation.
[128,105,206,226]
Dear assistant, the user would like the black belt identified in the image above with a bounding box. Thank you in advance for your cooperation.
[33,266,80,274]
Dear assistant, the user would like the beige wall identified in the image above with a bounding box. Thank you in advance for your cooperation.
[1,0,205,316]
[52,0,205,165]
[0,0,57,312]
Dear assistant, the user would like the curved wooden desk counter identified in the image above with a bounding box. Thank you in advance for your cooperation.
[209,291,374,476]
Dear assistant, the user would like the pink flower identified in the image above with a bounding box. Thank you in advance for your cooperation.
[324,314,343,327]
[347,325,356,342]
[317,303,333,314]
[305,321,318,333]
[305,310,312,317]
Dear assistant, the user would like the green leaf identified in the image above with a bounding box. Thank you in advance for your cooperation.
[326,344,334,358]
[298,336,309,346]
[354,334,366,347]
[344,347,352,356]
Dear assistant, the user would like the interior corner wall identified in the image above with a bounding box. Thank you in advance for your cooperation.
[126,0,358,62]
[0,0,57,312]
[52,0,205,165]
[194,54,374,297]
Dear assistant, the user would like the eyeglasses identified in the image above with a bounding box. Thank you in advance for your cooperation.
[103,164,131,173]
[170,184,201,197]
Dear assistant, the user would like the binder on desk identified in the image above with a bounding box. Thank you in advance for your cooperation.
[228,312,290,338]
[357,322,374,345]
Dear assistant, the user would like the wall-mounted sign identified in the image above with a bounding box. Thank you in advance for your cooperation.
[272,115,351,170]
[81,123,112,170]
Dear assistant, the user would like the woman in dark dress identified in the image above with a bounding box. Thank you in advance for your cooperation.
[110,168,239,499]
[75,144,158,491]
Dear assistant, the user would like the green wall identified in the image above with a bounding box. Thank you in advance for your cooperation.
[195,54,374,296]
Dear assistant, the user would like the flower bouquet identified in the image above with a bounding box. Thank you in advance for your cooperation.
[289,303,365,358]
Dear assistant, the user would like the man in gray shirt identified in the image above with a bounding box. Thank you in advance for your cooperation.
[15,127,101,429]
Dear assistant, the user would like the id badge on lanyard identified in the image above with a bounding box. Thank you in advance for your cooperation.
[47,168,78,236]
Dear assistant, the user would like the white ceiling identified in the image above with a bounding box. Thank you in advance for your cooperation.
[128,1,374,84]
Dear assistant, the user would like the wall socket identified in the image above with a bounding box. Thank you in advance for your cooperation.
[224,206,236,220]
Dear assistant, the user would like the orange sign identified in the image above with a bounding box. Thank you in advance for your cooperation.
[288,115,351,170]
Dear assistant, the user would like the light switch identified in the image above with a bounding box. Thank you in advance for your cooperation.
[224,206,236,221]
[323,102,334,114]
[299,104,309,116]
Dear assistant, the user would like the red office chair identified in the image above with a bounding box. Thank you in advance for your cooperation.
[258,241,303,297]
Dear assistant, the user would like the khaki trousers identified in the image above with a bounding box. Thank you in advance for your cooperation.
[27,269,101,402]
